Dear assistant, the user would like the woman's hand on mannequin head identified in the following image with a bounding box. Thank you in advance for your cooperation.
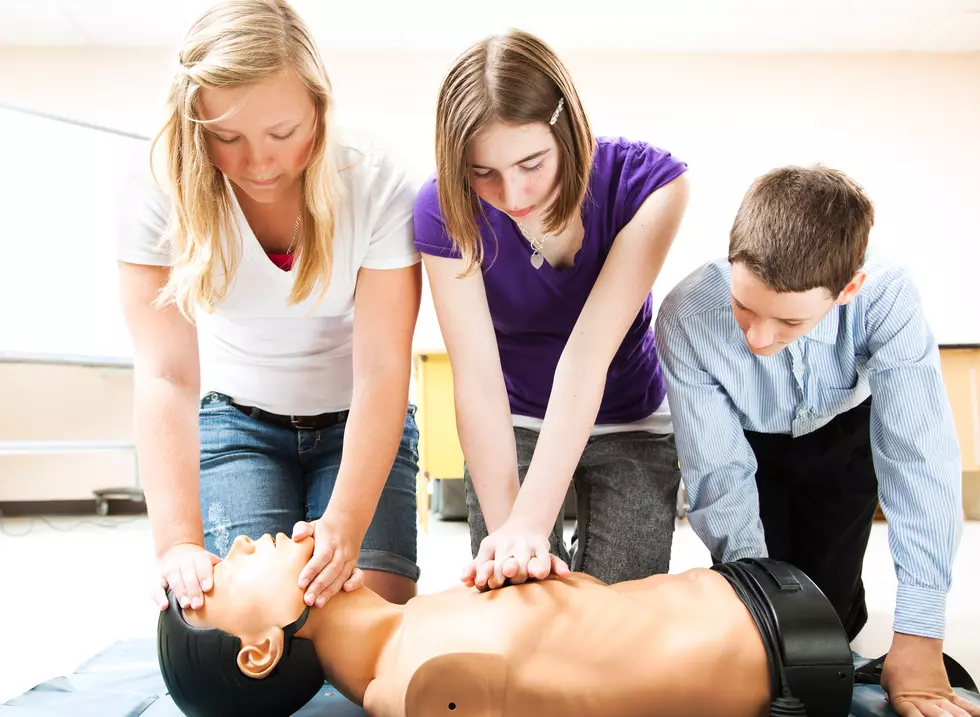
[154,542,221,611]
[292,518,366,607]
[463,519,570,591]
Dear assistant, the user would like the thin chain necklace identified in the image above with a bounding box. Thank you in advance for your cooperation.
[286,212,301,254]
[516,221,552,270]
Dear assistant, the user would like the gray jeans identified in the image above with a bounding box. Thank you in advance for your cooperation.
[463,427,681,584]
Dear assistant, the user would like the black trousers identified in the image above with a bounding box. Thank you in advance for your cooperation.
[743,397,878,641]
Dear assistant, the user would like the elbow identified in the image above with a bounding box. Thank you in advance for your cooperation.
[134,363,199,395]
[354,362,412,397]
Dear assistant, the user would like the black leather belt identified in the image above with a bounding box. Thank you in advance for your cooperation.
[229,400,349,431]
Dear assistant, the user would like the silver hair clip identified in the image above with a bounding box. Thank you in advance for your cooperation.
[549,97,564,126]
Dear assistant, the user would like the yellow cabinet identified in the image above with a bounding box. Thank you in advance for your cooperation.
[413,352,465,531]
[939,346,980,520]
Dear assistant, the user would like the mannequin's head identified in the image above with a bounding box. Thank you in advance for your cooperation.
[157,533,325,717]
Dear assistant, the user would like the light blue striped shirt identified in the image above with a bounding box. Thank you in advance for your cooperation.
[655,257,962,639]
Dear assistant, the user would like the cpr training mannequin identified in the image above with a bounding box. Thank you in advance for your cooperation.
[158,531,856,717]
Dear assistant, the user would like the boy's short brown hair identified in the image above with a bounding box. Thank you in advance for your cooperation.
[728,165,875,296]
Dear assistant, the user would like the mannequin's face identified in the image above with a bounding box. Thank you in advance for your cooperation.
[185,533,312,639]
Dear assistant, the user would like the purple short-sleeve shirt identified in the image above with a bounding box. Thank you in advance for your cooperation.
[414,137,687,423]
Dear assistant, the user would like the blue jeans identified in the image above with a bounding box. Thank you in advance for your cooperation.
[197,391,421,582]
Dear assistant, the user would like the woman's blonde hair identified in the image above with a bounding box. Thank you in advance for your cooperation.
[151,0,342,317]
[434,29,595,273]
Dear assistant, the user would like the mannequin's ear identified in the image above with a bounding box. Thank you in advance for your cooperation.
[236,627,284,679]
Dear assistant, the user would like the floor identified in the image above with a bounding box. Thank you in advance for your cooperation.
[0,512,977,704]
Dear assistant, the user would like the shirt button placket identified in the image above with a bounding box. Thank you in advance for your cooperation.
[791,343,811,433]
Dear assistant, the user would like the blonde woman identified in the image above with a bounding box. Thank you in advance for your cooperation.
[117,0,422,612]
[415,30,690,591]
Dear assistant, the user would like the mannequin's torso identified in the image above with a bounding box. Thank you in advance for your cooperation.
[307,569,771,717]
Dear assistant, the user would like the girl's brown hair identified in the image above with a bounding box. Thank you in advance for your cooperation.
[434,29,595,273]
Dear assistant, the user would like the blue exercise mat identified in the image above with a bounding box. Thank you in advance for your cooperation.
[1,638,977,716]
[0,639,363,717]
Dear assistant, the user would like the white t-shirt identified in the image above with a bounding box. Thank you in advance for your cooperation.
[116,135,421,416]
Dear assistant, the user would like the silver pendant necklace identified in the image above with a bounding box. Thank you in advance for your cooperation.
[516,221,552,270]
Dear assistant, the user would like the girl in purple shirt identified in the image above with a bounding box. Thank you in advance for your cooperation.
[414,29,690,589]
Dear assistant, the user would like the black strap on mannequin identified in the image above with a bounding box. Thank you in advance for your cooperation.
[716,561,808,716]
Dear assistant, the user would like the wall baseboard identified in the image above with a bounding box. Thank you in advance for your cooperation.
[0,499,147,517]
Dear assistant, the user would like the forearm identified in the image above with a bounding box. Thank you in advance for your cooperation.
[133,372,204,556]
[684,483,768,563]
[657,316,768,562]
[880,454,960,639]
[871,371,962,639]
[510,347,605,531]
[454,372,521,532]
[327,366,413,535]
[678,431,769,562]
[676,424,768,562]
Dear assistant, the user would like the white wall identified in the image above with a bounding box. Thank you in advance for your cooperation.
[1,47,977,356]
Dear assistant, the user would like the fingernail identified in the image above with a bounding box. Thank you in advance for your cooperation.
[201,579,212,591]
[305,593,314,605]
[191,597,203,609]
[316,596,326,608]
[179,596,190,608]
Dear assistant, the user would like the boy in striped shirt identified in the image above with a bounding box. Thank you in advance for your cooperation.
[656,165,966,716]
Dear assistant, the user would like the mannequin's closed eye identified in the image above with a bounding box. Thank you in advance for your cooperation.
[404,653,506,717]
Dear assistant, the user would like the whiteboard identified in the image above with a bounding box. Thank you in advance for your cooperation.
[573,58,980,348]
[0,106,147,362]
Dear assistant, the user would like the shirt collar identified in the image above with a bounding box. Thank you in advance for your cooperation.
[807,307,840,344]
